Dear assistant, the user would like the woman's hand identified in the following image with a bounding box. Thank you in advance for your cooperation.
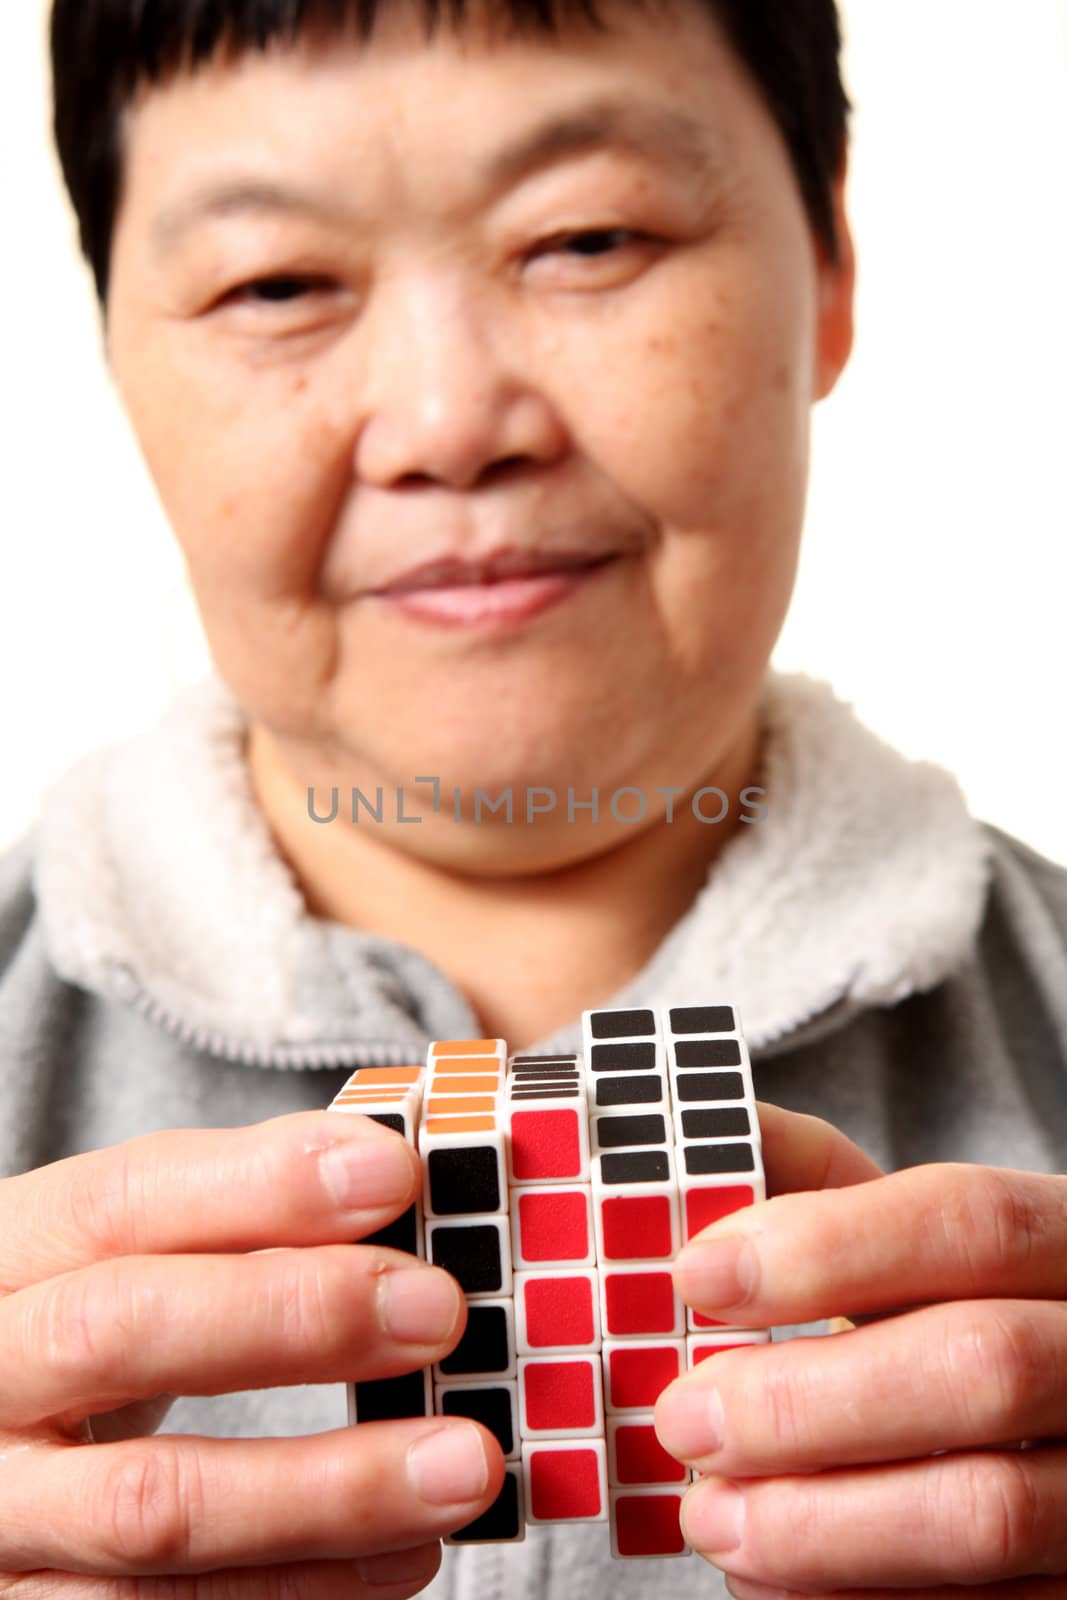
[654,1102,1067,1598]
[0,1110,503,1596]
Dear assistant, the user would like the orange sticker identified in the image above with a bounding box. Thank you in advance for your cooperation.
[427,1075,501,1094]
[430,1040,503,1056]
[424,1115,497,1133]
[431,1059,502,1076]
[346,1066,423,1085]
[333,1090,408,1103]
[426,1096,497,1116]
[334,1094,409,1107]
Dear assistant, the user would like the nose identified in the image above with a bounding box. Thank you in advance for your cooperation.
[352,269,568,491]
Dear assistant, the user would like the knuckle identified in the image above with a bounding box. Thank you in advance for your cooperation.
[40,1259,164,1405]
[38,1265,123,1383]
[269,1252,340,1359]
[941,1453,1040,1581]
[73,1145,151,1258]
[977,1170,1045,1274]
[267,1569,324,1600]
[90,1440,204,1570]
[939,1167,1044,1284]
[203,1564,320,1600]
[943,1305,1045,1436]
[754,1353,809,1459]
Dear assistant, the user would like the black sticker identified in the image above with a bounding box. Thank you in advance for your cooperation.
[668,1005,735,1034]
[589,1008,656,1038]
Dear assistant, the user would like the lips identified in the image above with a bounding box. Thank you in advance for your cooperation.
[371,546,617,595]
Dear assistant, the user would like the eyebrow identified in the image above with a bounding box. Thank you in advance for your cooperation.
[484,94,720,188]
[149,94,722,250]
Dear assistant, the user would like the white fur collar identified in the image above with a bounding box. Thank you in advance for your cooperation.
[33,669,992,1064]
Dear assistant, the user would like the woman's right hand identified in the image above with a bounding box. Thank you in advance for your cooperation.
[0,1110,503,1596]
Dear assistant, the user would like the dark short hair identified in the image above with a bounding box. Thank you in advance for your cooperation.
[50,0,850,311]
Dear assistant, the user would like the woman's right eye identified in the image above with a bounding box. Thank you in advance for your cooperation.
[222,274,334,306]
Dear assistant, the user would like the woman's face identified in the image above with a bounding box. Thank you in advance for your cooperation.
[106,0,853,857]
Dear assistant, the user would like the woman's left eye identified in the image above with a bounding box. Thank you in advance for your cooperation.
[542,228,646,259]
[227,275,331,304]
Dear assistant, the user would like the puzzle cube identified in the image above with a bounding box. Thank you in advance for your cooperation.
[332,1003,769,1558]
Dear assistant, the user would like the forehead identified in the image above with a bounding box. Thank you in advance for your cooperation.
[117,0,751,230]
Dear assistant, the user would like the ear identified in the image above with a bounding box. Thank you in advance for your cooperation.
[813,161,856,402]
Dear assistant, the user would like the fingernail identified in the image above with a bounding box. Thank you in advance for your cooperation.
[380,1267,462,1344]
[682,1480,745,1554]
[674,1236,758,1309]
[354,1545,441,1585]
[407,1423,490,1505]
[319,1135,414,1210]
[656,1382,725,1459]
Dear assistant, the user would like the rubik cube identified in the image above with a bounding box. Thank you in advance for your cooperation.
[326,1004,768,1559]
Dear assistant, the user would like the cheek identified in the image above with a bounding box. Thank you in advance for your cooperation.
[576,270,812,541]
[581,267,811,680]
[120,339,350,594]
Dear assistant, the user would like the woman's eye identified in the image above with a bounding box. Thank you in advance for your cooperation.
[227,275,329,305]
[544,228,645,259]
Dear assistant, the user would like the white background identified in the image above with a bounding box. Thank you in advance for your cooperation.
[3,1,1066,859]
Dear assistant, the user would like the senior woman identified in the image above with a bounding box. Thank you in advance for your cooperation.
[1,0,1066,1596]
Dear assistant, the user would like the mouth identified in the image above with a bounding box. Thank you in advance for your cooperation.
[371,547,619,595]
[366,551,621,629]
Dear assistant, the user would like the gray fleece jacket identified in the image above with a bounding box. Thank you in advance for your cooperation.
[2,667,1066,1600]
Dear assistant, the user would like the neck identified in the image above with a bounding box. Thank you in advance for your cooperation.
[246,717,762,1051]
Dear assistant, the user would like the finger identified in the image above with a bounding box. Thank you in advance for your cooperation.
[1,1542,442,1598]
[1,1246,463,1431]
[754,1103,885,1197]
[655,1298,1067,1475]
[673,1160,1067,1325]
[679,1444,1067,1592]
[725,1578,1063,1600]
[0,1419,503,1576]
[0,1112,422,1291]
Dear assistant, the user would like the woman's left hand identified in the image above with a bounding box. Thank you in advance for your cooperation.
[653,1102,1067,1598]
